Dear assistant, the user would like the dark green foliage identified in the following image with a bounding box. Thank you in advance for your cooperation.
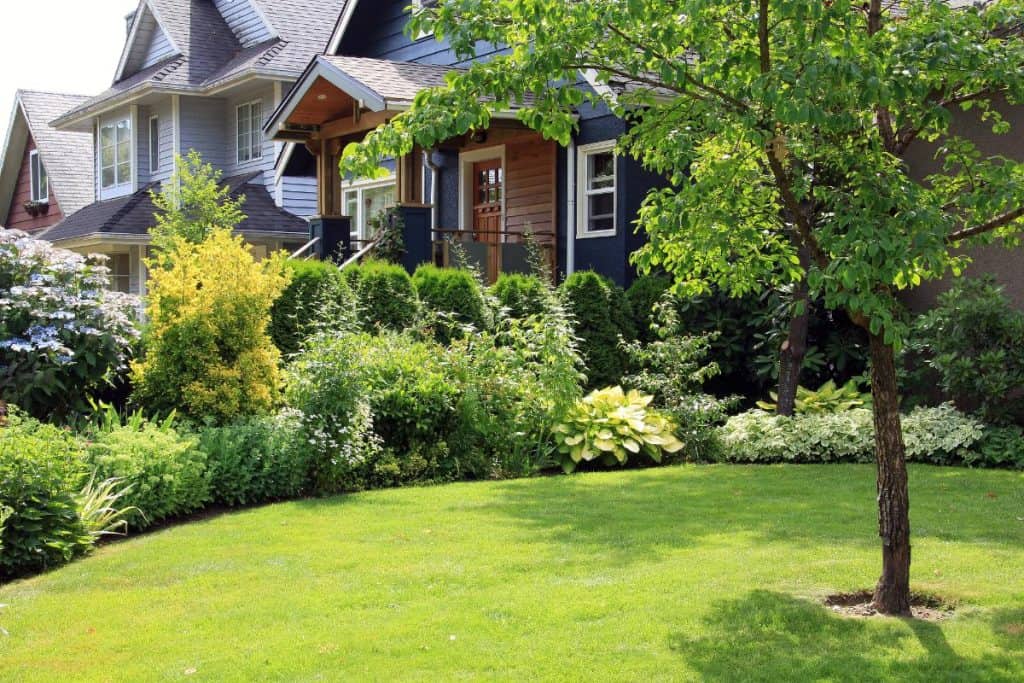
[625,274,672,342]
[199,412,312,506]
[83,420,209,529]
[970,426,1024,469]
[490,273,547,319]
[412,265,492,341]
[0,411,91,580]
[904,278,1024,426]
[559,271,636,388]
[344,260,419,332]
[367,207,406,265]
[270,260,349,357]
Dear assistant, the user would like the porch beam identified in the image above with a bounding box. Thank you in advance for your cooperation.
[315,110,393,141]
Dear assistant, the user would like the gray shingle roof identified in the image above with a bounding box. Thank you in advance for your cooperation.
[0,91,94,223]
[322,56,462,106]
[43,172,307,243]
[53,0,347,128]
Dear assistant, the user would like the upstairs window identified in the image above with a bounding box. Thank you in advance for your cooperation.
[577,140,617,237]
[237,101,263,163]
[29,150,48,203]
[149,116,160,172]
[100,118,132,189]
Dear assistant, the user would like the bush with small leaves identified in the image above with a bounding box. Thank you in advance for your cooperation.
[0,409,91,580]
[490,273,547,319]
[270,259,354,357]
[559,271,635,388]
[625,274,672,342]
[413,265,492,341]
[344,260,419,332]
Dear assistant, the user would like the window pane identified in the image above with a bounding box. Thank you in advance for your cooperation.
[118,162,131,183]
[589,192,614,218]
[38,163,48,200]
[250,103,263,159]
[588,216,615,233]
[101,145,114,167]
[102,167,115,188]
[116,120,130,144]
[589,152,615,190]
[117,139,131,165]
[30,155,40,200]
[100,125,114,147]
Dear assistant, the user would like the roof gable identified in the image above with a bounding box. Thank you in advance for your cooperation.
[0,91,93,226]
[115,2,182,83]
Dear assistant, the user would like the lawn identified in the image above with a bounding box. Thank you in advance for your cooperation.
[0,464,1021,682]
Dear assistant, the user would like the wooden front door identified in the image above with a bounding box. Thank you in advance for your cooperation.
[472,158,503,281]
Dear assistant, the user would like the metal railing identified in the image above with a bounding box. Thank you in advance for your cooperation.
[432,228,556,282]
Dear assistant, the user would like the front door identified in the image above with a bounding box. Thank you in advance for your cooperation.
[472,158,503,281]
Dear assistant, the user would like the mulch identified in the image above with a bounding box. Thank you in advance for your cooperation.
[824,590,955,621]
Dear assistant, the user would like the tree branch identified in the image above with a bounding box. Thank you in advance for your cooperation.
[946,205,1024,243]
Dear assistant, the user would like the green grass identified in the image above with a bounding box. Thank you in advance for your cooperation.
[1,465,1022,681]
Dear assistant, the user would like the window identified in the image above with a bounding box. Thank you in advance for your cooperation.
[577,141,617,237]
[342,179,396,243]
[236,101,263,163]
[149,116,160,172]
[29,150,48,203]
[100,118,132,188]
[108,253,131,293]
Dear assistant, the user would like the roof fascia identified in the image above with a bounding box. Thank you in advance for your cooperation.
[327,0,360,54]
[113,1,183,85]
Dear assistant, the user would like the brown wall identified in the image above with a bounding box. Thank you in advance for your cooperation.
[5,135,63,233]
[902,97,1024,311]
[504,136,556,241]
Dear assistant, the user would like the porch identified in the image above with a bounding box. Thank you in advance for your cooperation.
[266,56,558,282]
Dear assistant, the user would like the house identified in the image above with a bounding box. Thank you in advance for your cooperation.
[38,0,346,293]
[0,91,94,235]
[263,0,663,286]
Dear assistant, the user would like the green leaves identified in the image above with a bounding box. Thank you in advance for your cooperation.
[553,386,684,473]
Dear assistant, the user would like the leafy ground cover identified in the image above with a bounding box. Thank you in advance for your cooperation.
[0,464,1021,681]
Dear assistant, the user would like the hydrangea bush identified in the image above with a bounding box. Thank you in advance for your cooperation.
[0,230,139,419]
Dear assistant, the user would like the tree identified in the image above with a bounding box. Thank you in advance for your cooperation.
[341,0,1024,614]
[149,150,246,256]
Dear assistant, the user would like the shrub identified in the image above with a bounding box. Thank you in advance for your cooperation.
[490,273,547,319]
[560,271,635,387]
[0,230,140,420]
[622,304,729,462]
[904,277,1024,425]
[553,387,683,473]
[83,418,209,529]
[284,333,381,494]
[413,265,492,340]
[717,404,985,465]
[270,259,354,357]
[969,426,1024,469]
[0,410,91,580]
[344,260,419,332]
[131,229,289,423]
[199,410,311,506]
[625,274,672,342]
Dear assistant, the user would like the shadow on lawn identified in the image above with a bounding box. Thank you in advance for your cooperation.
[485,465,878,565]
[668,591,1022,682]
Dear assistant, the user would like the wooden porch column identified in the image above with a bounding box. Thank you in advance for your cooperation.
[317,138,343,216]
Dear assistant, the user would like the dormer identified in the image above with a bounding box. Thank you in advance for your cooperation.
[114,2,181,83]
[213,0,276,47]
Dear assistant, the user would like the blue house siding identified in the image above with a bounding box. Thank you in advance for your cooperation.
[179,97,227,170]
[213,0,272,47]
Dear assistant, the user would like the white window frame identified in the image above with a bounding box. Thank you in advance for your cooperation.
[29,150,48,203]
[99,116,133,191]
[148,116,160,173]
[342,176,397,242]
[576,140,618,238]
[236,100,264,164]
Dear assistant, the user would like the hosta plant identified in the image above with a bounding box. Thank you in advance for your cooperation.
[756,379,870,414]
[553,386,683,473]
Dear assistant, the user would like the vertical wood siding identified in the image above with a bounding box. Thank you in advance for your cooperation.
[505,137,556,240]
[214,0,272,47]
[5,136,64,233]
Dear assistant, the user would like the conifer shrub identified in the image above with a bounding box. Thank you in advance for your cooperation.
[412,265,492,341]
[559,270,635,387]
[344,260,419,332]
[490,273,547,319]
[270,259,352,356]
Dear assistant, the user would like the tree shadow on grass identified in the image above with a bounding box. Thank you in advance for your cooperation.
[485,465,878,566]
[668,591,1022,682]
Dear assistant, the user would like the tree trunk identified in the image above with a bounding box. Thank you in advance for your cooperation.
[868,330,912,616]
[776,280,810,416]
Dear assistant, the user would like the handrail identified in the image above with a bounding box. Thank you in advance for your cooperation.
[433,228,556,237]
[290,236,320,259]
[338,237,379,271]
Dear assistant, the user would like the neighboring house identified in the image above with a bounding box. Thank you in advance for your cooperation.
[41,0,346,294]
[0,91,93,234]
[264,0,663,286]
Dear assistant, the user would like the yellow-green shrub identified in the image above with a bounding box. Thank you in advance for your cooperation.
[131,229,290,423]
